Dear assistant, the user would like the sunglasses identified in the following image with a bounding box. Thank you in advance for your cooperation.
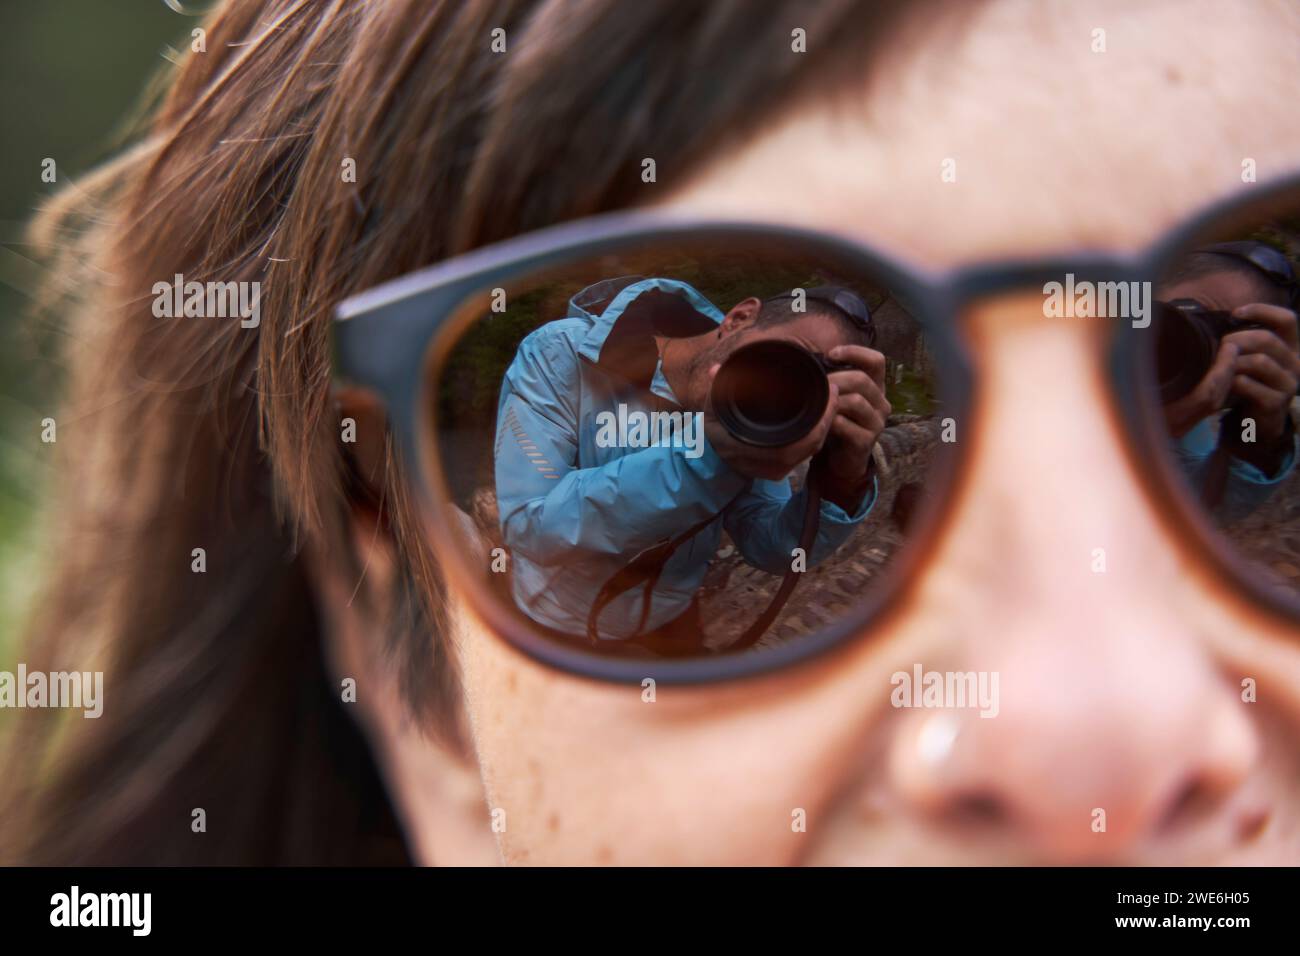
[334,174,1300,684]
[1200,240,1300,310]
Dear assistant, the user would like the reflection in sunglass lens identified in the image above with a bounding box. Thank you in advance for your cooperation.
[1149,208,1300,604]
[430,239,953,660]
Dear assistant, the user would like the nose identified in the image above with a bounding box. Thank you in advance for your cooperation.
[886,294,1260,861]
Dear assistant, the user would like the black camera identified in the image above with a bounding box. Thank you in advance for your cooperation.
[1152,298,1262,404]
[710,340,855,447]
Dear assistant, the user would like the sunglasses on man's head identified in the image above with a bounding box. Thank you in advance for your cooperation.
[335,173,1300,684]
[1201,240,1300,309]
[765,285,877,347]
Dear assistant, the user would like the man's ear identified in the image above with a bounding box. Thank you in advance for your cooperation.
[718,296,763,336]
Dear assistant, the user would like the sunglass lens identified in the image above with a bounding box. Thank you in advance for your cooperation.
[426,234,960,661]
[1146,201,1300,608]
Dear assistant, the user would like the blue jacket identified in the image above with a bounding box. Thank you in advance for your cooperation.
[494,277,876,639]
[1174,414,1296,522]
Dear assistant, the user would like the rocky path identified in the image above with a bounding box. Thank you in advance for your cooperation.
[698,417,941,649]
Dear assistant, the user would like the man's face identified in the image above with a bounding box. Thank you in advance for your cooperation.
[414,0,1300,864]
[717,308,858,365]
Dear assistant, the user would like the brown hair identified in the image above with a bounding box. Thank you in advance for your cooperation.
[1,0,907,864]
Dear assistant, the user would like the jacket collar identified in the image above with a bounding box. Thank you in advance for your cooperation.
[573,277,722,401]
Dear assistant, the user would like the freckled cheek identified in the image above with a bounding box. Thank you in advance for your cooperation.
[455,614,874,864]
[451,610,645,860]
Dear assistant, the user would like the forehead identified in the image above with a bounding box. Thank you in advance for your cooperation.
[1159,268,1267,308]
[654,0,1300,268]
[754,310,855,351]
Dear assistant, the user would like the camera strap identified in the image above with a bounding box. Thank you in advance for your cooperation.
[728,457,824,651]
[1201,408,1239,511]
[584,490,747,644]
[584,455,829,650]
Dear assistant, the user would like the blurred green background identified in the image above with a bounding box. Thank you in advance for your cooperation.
[0,2,184,665]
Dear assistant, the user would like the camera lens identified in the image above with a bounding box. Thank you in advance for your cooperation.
[1153,301,1221,403]
[710,340,830,447]
[429,235,951,657]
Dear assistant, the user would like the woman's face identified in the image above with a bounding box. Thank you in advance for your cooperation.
[377,0,1300,863]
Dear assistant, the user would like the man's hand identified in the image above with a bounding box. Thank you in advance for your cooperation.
[1164,303,1299,473]
[1162,337,1240,440]
[821,344,891,509]
[1224,303,1300,473]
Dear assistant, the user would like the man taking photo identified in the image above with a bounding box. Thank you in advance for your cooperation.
[493,276,890,652]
